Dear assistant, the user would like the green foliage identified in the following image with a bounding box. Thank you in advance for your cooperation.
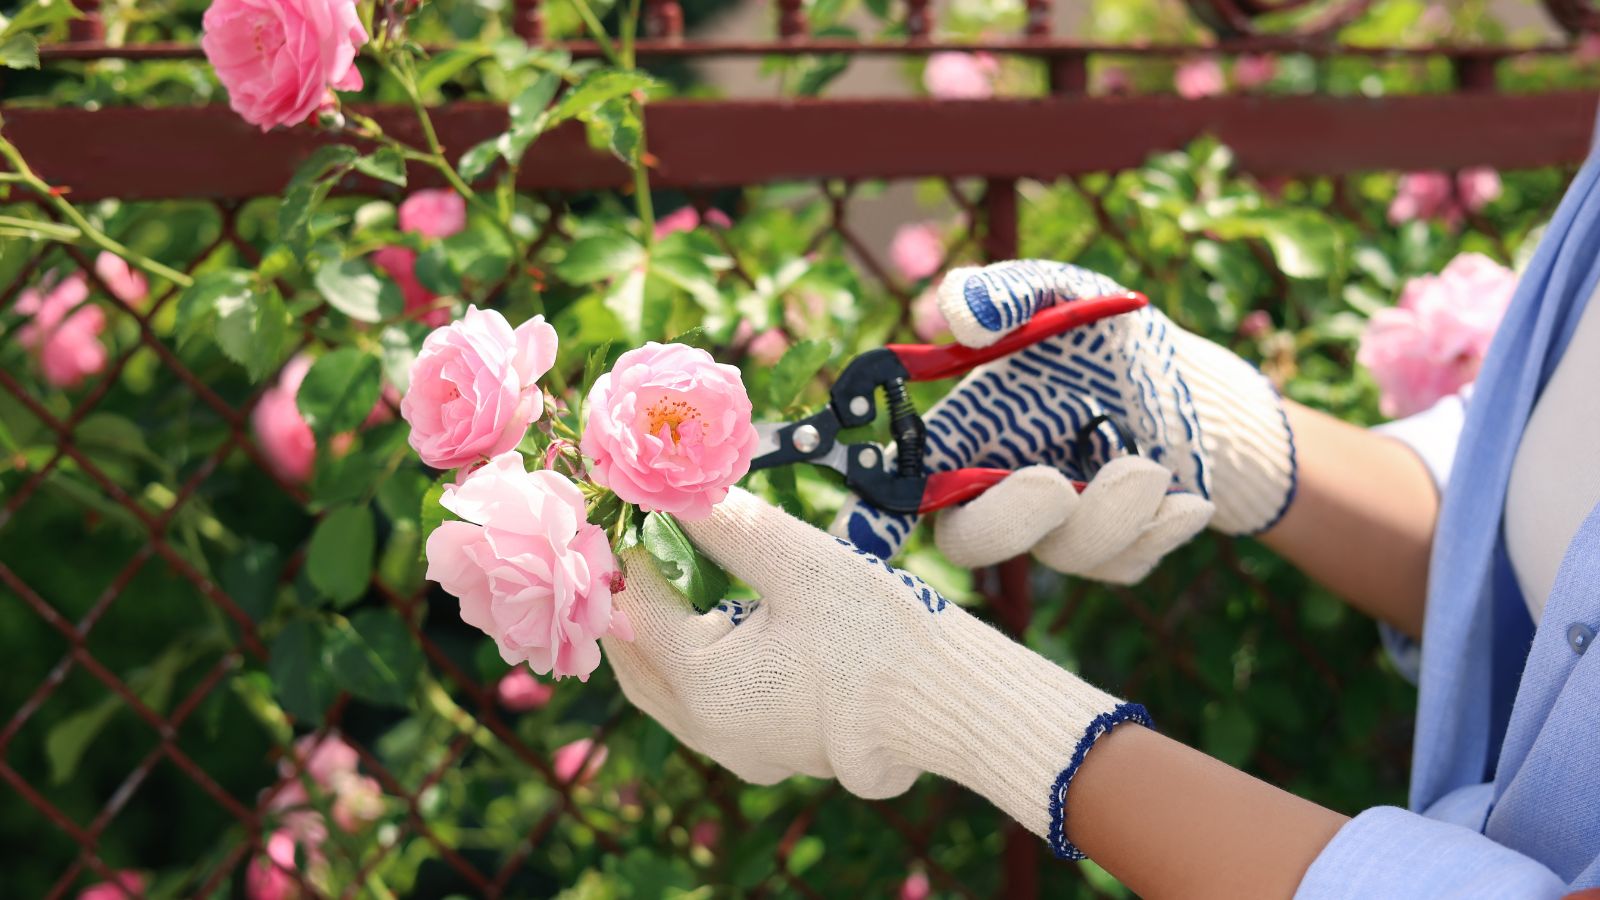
[641,511,730,611]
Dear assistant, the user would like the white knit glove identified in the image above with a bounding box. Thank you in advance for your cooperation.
[835,259,1295,579]
[602,488,1150,859]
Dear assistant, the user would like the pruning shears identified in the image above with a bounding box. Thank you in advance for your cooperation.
[748,291,1150,514]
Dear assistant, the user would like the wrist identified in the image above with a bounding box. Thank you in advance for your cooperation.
[880,609,1149,857]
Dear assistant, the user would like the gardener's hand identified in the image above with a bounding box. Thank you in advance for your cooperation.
[834,259,1294,582]
[601,488,1147,859]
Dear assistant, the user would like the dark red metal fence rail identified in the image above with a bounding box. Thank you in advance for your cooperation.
[3,0,1598,897]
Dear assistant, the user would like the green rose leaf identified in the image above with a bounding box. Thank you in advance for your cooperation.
[768,339,831,409]
[327,609,421,708]
[270,618,338,722]
[555,234,645,285]
[314,249,404,323]
[215,284,290,382]
[296,347,384,439]
[307,504,375,606]
[354,147,407,187]
[641,512,729,611]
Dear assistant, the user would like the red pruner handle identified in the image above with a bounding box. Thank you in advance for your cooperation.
[919,469,1089,514]
[888,291,1149,382]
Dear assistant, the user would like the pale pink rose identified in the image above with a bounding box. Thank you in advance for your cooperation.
[745,326,790,366]
[1578,32,1600,67]
[581,342,759,521]
[283,732,359,786]
[1388,171,1460,227]
[371,246,450,327]
[401,306,558,470]
[78,871,145,900]
[910,289,950,342]
[1175,57,1225,98]
[496,668,555,711]
[1238,310,1272,340]
[654,206,732,239]
[890,223,944,282]
[923,51,999,100]
[1233,54,1276,90]
[201,0,368,131]
[267,731,381,837]
[252,355,317,483]
[1095,64,1132,95]
[900,870,931,900]
[246,830,319,900]
[15,273,107,389]
[398,189,467,240]
[330,773,383,832]
[93,253,149,307]
[426,453,629,680]
[552,738,607,785]
[1457,166,1502,213]
[1358,252,1517,418]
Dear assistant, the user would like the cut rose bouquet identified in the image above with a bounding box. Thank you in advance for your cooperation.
[403,310,759,684]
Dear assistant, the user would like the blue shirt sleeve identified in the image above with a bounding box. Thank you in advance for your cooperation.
[1295,807,1568,899]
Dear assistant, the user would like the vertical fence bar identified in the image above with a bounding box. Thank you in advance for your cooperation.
[68,0,104,43]
[907,0,931,39]
[1452,54,1499,93]
[645,0,684,39]
[778,0,808,38]
[514,0,544,43]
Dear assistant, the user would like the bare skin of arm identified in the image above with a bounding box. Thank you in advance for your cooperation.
[1056,401,1440,898]
[1258,400,1441,639]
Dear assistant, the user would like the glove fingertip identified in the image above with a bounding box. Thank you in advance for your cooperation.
[938,265,1010,349]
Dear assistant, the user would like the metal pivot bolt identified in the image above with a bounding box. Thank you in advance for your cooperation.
[849,395,871,418]
[791,424,821,454]
[858,446,879,468]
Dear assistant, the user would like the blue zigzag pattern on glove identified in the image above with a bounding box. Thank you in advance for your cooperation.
[832,538,947,613]
[714,598,756,627]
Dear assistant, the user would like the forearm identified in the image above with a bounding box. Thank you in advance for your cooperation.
[1067,724,1348,900]
[1258,401,1438,639]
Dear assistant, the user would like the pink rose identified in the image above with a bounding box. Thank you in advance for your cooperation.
[654,206,732,239]
[690,819,720,852]
[78,871,145,900]
[1457,167,1502,213]
[330,773,383,832]
[1358,252,1516,418]
[900,870,931,900]
[398,189,467,240]
[371,246,450,327]
[910,289,950,342]
[923,52,999,100]
[266,732,382,836]
[252,355,317,483]
[401,306,557,470]
[1095,65,1132,96]
[1238,310,1273,340]
[581,342,759,521]
[93,253,149,307]
[16,273,107,389]
[496,668,555,710]
[1175,57,1225,98]
[201,0,368,131]
[732,320,790,366]
[246,830,322,900]
[1233,54,1276,90]
[1578,32,1600,67]
[890,223,944,282]
[425,453,629,680]
[1389,169,1499,228]
[552,738,607,785]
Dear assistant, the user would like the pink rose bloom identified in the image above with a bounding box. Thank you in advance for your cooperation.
[1578,32,1600,67]
[330,773,383,832]
[246,830,321,900]
[890,223,944,282]
[1095,65,1132,96]
[371,246,450,327]
[690,819,720,852]
[1388,171,1458,227]
[1457,166,1502,214]
[16,274,108,389]
[1175,57,1226,98]
[900,870,931,900]
[283,732,359,786]
[425,453,629,680]
[201,0,368,131]
[910,289,950,342]
[93,253,148,307]
[252,355,317,483]
[401,306,557,470]
[654,206,732,239]
[496,668,555,711]
[731,321,789,366]
[1358,252,1517,418]
[552,738,607,785]
[581,342,759,521]
[1233,54,1276,90]
[1238,310,1273,340]
[398,189,467,240]
[923,52,999,100]
[78,871,145,900]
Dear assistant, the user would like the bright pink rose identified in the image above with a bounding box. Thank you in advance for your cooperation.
[890,223,944,282]
[425,453,629,680]
[1388,169,1499,228]
[16,274,107,389]
[923,52,999,100]
[246,830,321,900]
[731,320,789,366]
[201,0,368,131]
[552,738,607,785]
[496,668,555,710]
[1358,252,1516,418]
[401,306,558,470]
[900,870,931,900]
[1233,54,1276,90]
[93,253,149,307]
[911,289,950,342]
[581,342,759,521]
[654,206,732,239]
[252,355,317,483]
[371,246,450,327]
[398,189,467,240]
[330,773,383,832]
[1175,57,1225,98]
[267,731,382,837]
[1457,166,1502,213]
[78,871,145,900]
[1238,309,1272,340]
[690,819,720,852]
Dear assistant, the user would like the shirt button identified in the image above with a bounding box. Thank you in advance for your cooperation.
[1567,623,1595,655]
